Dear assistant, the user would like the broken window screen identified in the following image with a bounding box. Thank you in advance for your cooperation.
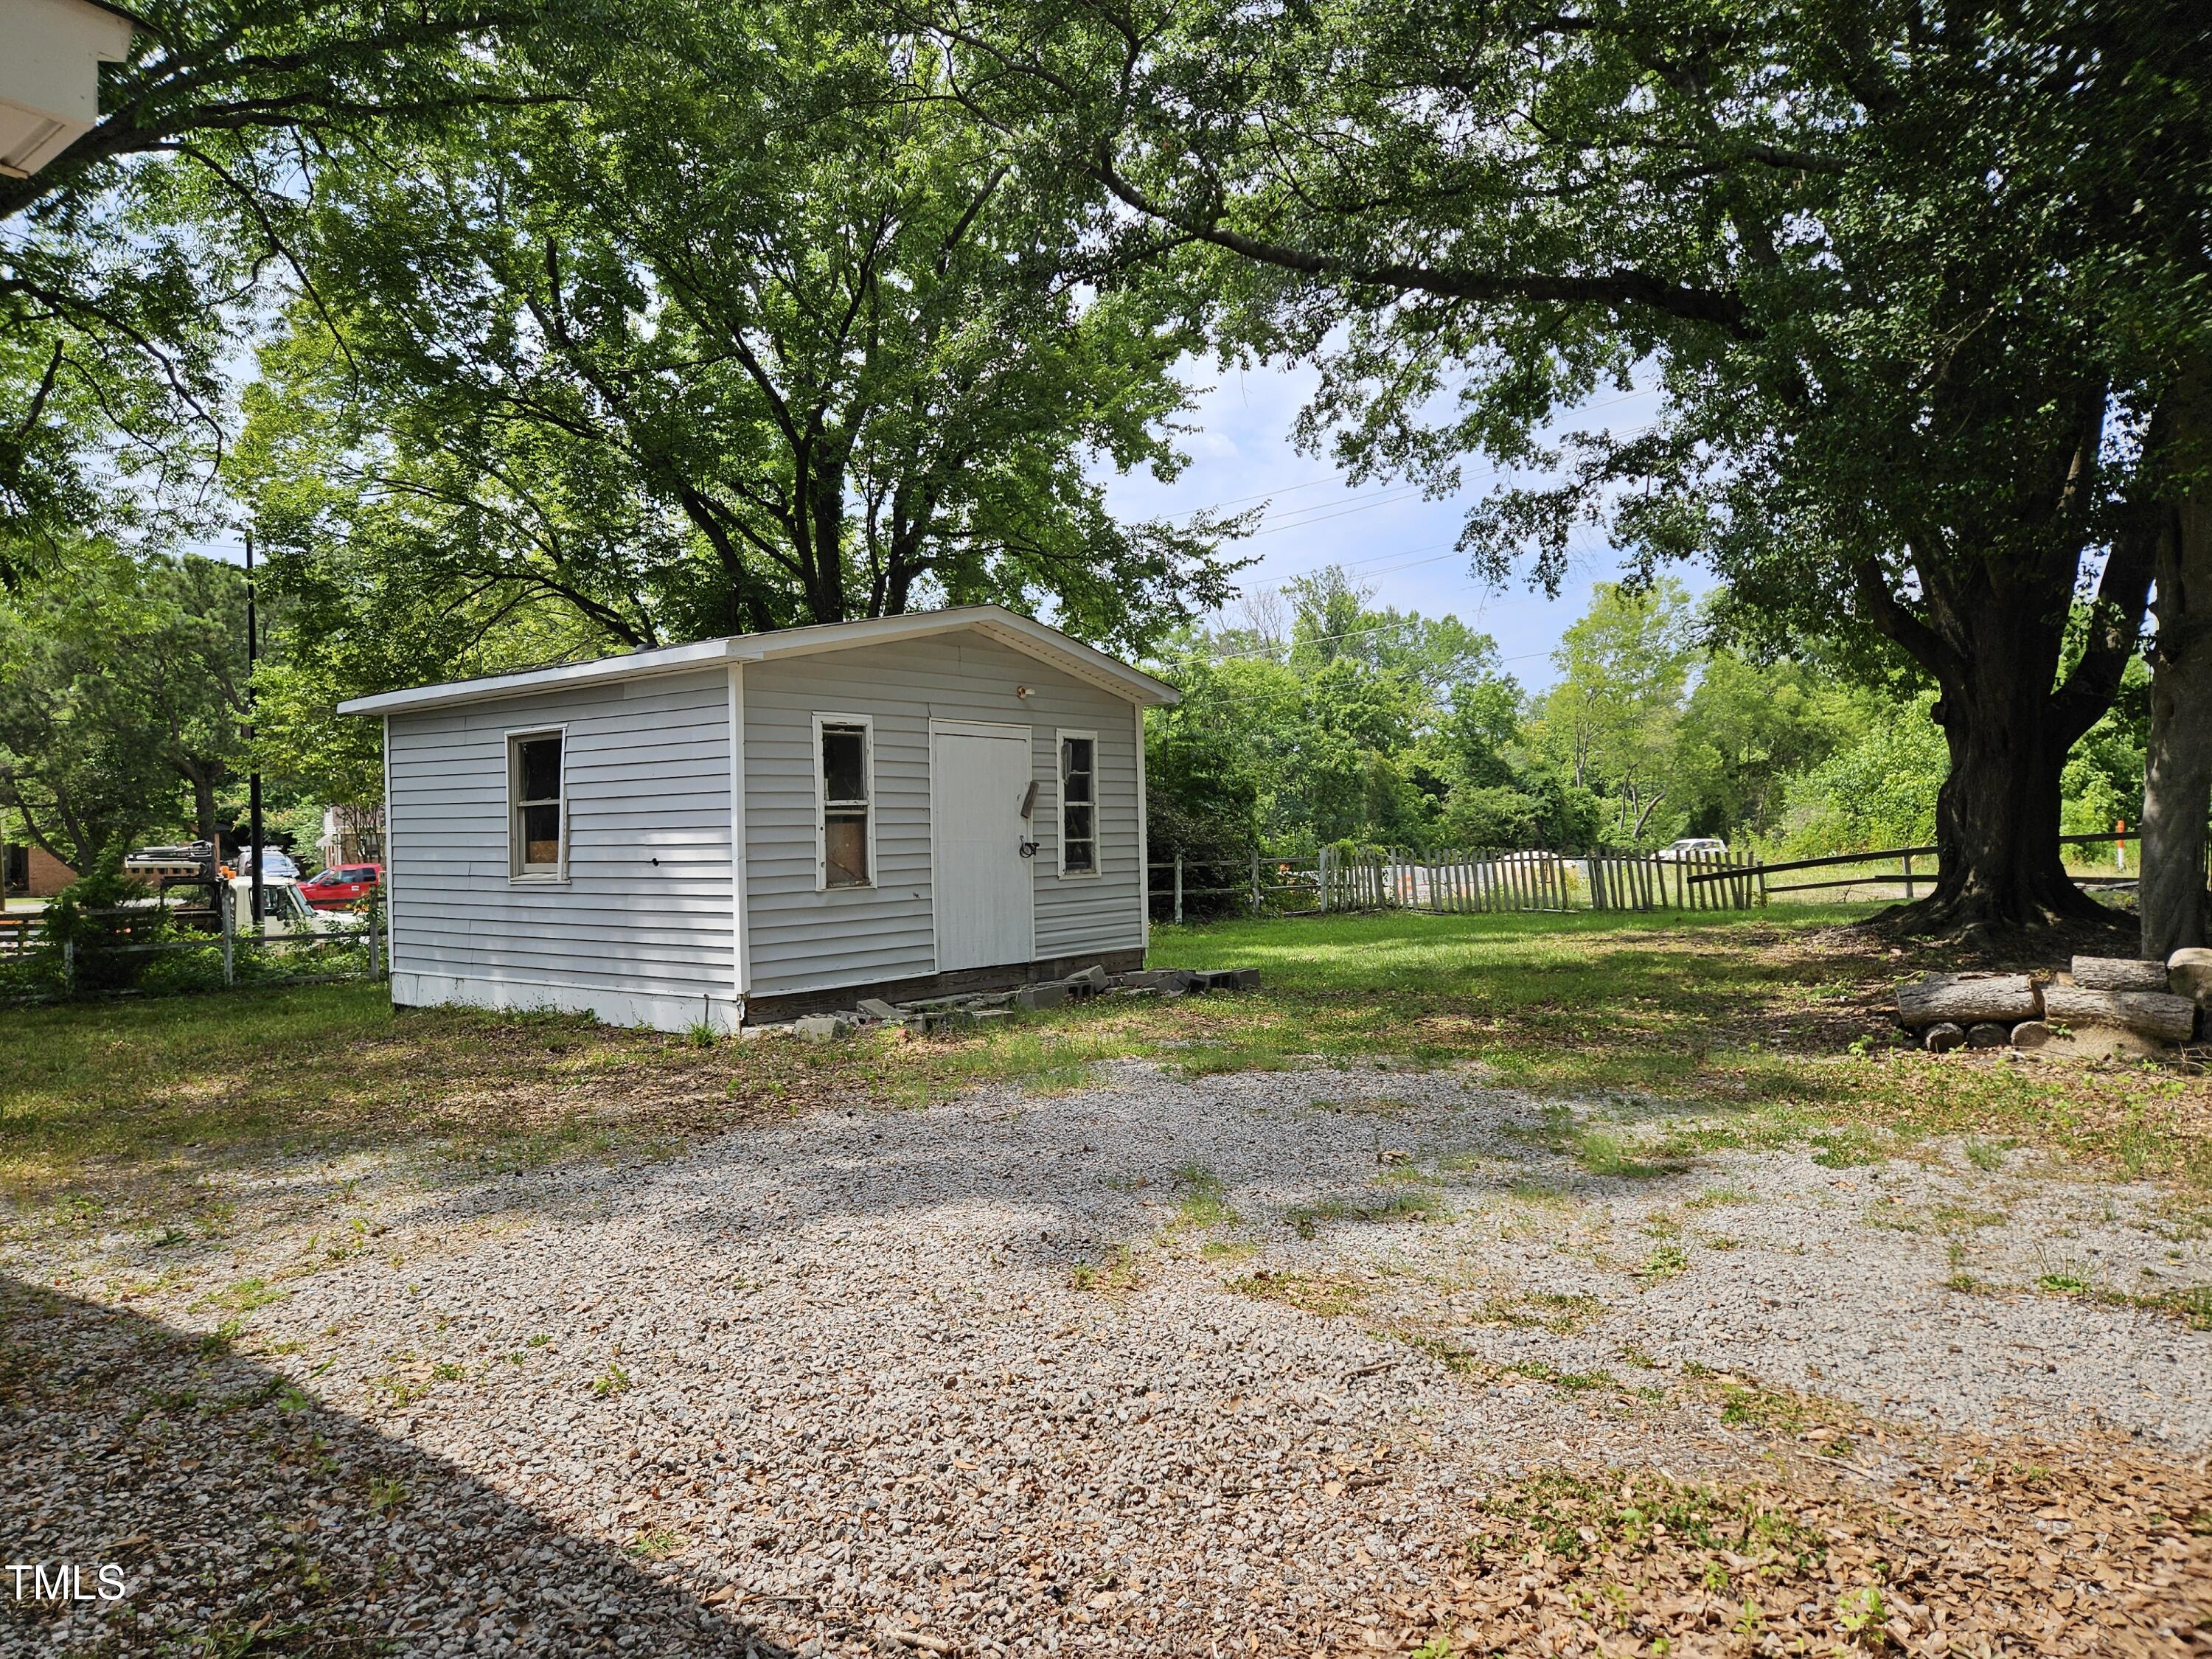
[513,734,563,872]
[821,723,869,886]
[1060,736,1095,872]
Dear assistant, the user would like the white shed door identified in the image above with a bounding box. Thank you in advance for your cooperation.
[931,726,1035,973]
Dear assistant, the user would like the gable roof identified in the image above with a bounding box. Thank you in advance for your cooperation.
[335,605,1180,717]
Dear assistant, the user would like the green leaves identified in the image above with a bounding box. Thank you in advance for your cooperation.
[232,0,1239,655]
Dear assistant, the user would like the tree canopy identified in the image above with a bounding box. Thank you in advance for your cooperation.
[931,0,2212,930]
[233,1,1243,664]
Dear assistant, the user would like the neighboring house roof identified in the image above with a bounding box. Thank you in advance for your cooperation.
[337,605,1181,717]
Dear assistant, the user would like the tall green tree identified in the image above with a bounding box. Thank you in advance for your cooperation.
[0,549,247,869]
[1533,582,1697,844]
[936,0,2212,932]
[1,0,587,576]
[236,3,1240,653]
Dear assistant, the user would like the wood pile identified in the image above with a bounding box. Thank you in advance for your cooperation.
[1895,952,2208,1057]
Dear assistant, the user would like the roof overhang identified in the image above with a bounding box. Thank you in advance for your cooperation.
[0,0,139,179]
[335,605,1180,718]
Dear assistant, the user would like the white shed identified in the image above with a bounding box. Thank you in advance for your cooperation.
[338,606,1177,1032]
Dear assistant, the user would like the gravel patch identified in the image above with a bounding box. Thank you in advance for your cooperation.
[6,1059,2209,1655]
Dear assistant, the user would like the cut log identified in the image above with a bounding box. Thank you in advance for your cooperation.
[2069,955,2171,992]
[1966,1022,2009,1048]
[2168,947,2212,1007]
[1895,973,2040,1029]
[2040,984,2196,1043]
[1924,1022,1966,1053]
[2010,1020,2053,1049]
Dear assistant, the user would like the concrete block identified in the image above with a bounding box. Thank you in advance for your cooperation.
[1194,967,1262,992]
[856,998,905,1020]
[1016,983,1069,1011]
[795,1014,853,1043]
[1062,964,1110,995]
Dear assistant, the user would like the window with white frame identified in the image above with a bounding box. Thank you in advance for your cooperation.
[1059,731,1096,874]
[816,716,872,888]
[509,731,565,877]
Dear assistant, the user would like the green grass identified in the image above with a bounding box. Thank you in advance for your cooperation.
[4,905,2206,1220]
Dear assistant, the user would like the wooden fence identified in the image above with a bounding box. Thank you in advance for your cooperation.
[1147,845,1762,921]
[1147,831,2157,922]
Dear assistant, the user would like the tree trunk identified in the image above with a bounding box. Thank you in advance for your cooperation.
[1909,624,2102,932]
[2143,366,2212,959]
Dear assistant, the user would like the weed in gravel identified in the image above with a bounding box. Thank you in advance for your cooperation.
[1964,1136,2012,1172]
[198,1277,288,1315]
[1634,1244,1691,1281]
[1169,1164,1238,1230]
[1228,1270,1370,1317]
[364,1476,407,1514]
[2034,1273,2212,1331]
[1684,1183,1752,1209]
[1068,1245,1144,1295]
[591,1363,632,1398]
[1199,1239,1256,1262]
[1504,1106,1687,1180]
[1287,1189,1444,1238]
[627,1527,683,1561]
[1467,1291,1607,1334]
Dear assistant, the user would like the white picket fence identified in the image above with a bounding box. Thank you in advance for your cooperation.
[1147,845,1761,921]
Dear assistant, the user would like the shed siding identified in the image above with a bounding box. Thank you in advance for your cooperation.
[743,637,1143,996]
[386,669,734,1009]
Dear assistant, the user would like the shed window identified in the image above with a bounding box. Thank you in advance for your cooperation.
[818,720,872,888]
[1060,734,1096,874]
[510,733,564,875]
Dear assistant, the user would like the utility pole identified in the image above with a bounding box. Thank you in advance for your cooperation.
[246,532,263,928]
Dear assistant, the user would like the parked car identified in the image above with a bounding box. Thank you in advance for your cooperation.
[1655,837,1728,862]
[236,844,302,880]
[299,862,382,910]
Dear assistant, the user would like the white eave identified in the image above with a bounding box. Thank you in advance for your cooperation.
[0,0,139,179]
[335,605,1181,717]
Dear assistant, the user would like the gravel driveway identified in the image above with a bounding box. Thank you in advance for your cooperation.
[7,1060,2209,1656]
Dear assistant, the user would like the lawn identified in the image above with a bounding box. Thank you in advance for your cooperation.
[3,905,2207,1222]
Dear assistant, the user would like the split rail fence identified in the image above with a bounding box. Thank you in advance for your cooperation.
[1146,830,2152,923]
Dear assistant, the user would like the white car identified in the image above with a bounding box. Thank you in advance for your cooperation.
[237,845,302,880]
[1655,837,1728,862]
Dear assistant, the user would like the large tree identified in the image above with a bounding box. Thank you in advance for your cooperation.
[0,549,247,870]
[930,0,2212,932]
[0,0,585,576]
[234,1,1241,654]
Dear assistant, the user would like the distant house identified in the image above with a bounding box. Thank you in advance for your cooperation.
[339,605,1175,1032]
[3,842,76,899]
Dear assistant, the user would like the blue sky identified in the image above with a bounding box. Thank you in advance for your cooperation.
[1102,358,1705,691]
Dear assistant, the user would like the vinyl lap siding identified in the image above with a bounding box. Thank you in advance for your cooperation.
[744,637,1143,997]
[386,669,734,1003]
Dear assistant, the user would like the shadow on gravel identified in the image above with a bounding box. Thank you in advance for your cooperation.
[0,1274,792,1658]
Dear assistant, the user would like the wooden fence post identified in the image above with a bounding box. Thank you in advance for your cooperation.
[1173,851,1184,925]
[1251,849,1263,916]
[1902,850,1914,902]
[1318,845,1329,914]
[220,891,235,987]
